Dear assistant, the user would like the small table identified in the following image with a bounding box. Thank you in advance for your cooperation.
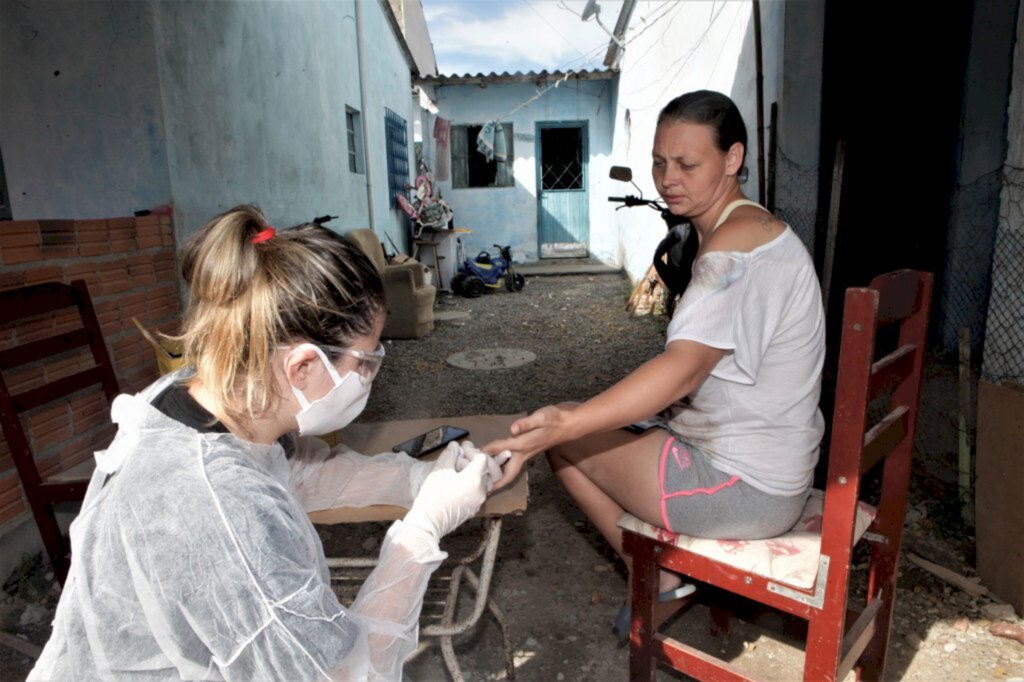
[309,415,529,681]
[412,229,461,292]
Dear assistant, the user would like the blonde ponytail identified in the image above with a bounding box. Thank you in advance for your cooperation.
[176,205,384,426]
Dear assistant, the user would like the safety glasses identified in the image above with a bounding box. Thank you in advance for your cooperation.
[323,343,386,385]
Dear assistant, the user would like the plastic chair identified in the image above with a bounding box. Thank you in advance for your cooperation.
[0,280,120,583]
[619,269,933,681]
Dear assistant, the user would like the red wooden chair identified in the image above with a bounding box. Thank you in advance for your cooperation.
[0,280,120,583]
[619,269,933,681]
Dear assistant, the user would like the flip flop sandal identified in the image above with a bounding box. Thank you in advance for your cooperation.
[612,584,697,641]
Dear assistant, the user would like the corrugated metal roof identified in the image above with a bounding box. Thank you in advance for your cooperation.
[414,68,617,87]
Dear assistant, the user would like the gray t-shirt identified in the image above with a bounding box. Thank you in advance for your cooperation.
[664,227,825,496]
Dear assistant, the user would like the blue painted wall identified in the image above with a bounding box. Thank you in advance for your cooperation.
[152,0,414,246]
[0,1,172,220]
[1,0,417,250]
[431,78,616,263]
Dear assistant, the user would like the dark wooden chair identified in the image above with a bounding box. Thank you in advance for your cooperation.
[0,280,120,583]
[619,269,933,681]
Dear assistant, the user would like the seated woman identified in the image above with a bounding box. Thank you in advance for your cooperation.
[487,90,825,631]
[30,206,500,681]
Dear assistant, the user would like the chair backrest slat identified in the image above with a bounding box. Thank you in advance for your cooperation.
[824,288,878,482]
[0,281,80,324]
[860,406,909,475]
[10,367,107,413]
[871,271,925,325]
[868,344,916,398]
[0,329,90,369]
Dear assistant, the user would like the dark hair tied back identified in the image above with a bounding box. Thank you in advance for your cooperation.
[657,90,748,162]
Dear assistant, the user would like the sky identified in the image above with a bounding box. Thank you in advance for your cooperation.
[421,0,626,76]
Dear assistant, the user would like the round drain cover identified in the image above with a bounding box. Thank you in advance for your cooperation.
[447,348,536,370]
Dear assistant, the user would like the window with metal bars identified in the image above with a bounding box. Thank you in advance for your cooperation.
[540,127,583,190]
[384,108,409,207]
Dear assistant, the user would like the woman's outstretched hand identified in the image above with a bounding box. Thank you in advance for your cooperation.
[484,402,580,492]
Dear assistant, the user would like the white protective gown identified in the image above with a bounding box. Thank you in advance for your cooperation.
[30,372,444,681]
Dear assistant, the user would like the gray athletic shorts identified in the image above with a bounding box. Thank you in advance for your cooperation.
[658,432,807,540]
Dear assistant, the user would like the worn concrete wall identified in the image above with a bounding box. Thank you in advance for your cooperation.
[432,78,615,263]
[353,0,417,250]
[609,0,786,284]
[152,0,381,244]
[0,0,172,220]
[943,0,1020,355]
[0,0,415,247]
[776,1,824,251]
[391,0,438,76]
[982,4,1024,384]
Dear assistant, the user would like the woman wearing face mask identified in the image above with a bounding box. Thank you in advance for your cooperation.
[30,205,501,681]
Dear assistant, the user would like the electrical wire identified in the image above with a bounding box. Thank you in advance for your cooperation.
[620,0,740,113]
[520,0,598,68]
[618,0,682,49]
[625,2,688,66]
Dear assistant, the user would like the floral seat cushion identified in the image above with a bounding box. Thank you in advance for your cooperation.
[617,489,877,590]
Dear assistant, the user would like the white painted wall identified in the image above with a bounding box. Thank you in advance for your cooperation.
[609,0,786,283]
[0,0,172,219]
[432,78,616,263]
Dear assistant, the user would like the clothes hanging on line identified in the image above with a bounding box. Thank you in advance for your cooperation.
[433,117,450,146]
[493,123,507,163]
[476,120,497,162]
[433,116,450,182]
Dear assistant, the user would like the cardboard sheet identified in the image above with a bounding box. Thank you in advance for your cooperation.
[308,414,529,524]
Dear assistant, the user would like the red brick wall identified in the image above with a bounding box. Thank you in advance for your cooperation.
[0,215,182,528]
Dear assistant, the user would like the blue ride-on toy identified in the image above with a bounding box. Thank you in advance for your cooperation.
[450,244,526,298]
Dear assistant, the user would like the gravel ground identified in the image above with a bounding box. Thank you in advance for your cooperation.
[2,271,1023,680]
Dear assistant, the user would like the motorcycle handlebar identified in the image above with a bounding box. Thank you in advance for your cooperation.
[607,195,662,209]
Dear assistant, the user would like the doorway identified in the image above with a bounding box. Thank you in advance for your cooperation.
[536,122,588,258]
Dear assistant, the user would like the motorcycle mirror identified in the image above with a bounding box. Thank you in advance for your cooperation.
[609,166,633,182]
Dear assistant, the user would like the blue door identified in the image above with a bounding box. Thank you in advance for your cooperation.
[536,122,588,258]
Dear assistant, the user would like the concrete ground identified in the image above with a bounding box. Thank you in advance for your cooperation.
[2,268,1022,680]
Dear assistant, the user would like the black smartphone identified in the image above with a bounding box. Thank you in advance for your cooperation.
[392,425,470,458]
[622,419,661,434]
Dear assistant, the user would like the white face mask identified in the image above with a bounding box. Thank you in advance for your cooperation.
[287,343,371,436]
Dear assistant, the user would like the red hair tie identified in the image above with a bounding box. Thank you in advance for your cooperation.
[252,227,276,244]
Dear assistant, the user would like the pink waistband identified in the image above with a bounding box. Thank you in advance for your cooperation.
[658,435,740,532]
